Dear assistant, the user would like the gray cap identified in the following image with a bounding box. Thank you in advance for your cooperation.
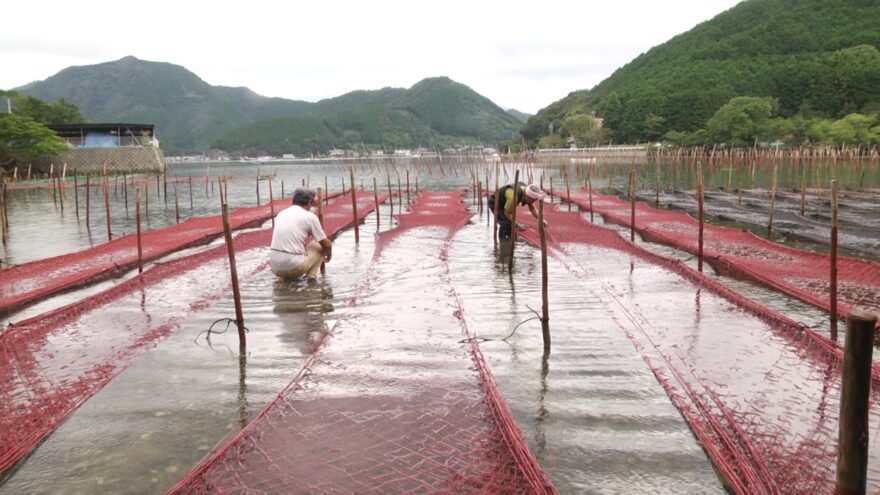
[292,187,316,204]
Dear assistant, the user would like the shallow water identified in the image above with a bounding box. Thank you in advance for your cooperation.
[1,158,878,493]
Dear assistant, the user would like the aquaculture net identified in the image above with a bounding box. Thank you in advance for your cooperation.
[1,195,290,315]
[0,189,385,477]
[516,203,880,493]
[170,191,556,494]
[558,188,880,321]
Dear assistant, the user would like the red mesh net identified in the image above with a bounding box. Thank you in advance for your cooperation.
[516,203,880,493]
[169,191,556,494]
[0,189,385,476]
[0,190,344,315]
[558,188,880,321]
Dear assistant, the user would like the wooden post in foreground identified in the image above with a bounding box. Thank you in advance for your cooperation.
[539,200,551,354]
[835,309,878,495]
[135,188,143,274]
[831,179,839,339]
[268,177,275,228]
[349,166,359,244]
[221,203,246,349]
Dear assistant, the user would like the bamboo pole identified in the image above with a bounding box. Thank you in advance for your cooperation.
[584,163,592,223]
[85,173,91,227]
[373,177,380,229]
[256,169,261,205]
[831,180,840,339]
[801,167,808,216]
[629,163,636,242]
[835,308,877,495]
[350,166,359,244]
[698,163,705,273]
[268,176,275,228]
[386,173,393,222]
[135,188,143,274]
[221,203,246,350]
[539,199,551,354]
[188,175,193,216]
[767,162,778,236]
[104,175,112,240]
[74,170,79,218]
[174,181,180,223]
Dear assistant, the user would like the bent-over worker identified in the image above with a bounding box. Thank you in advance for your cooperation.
[491,182,547,240]
[269,187,332,280]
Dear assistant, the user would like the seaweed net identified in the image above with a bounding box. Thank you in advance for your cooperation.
[0,190,344,315]
[0,189,385,477]
[169,191,556,494]
[516,203,880,493]
[558,188,880,321]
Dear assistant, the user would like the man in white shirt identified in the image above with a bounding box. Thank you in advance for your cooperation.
[269,187,332,280]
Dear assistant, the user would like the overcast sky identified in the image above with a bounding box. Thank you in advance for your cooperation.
[1,0,742,114]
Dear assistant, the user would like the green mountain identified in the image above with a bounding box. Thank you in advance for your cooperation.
[506,109,531,124]
[523,0,880,145]
[18,57,521,155]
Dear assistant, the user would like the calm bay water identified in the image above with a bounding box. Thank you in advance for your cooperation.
[1,157,878,493]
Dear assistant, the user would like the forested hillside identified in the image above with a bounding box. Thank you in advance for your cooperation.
[523,0,880,148]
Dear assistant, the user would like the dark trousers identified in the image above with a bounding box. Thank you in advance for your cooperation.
[497,214,512,240]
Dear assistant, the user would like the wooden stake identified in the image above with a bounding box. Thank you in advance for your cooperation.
[629,163,636,242]
[835,308,877,495]
[831,180,840,339]
[136,188,143,273]
[104,175,112,240]
[539,200,551,354]
[767,162,778,235]
[698,164,705,273]
[317,187,326,275]
[350,166,359,244]
[221,203,246,350]
[174,181,180,223]
[74,170,79,218]
[386,173,393,222]
[268,176,275,228]
[85,173,91,227]
[373,177,380,229]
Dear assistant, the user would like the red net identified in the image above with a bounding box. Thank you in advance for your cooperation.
[0,190,344,315]
[556,188,880,322]
[0,189,385,476]
[169,191,556,494]
[516,203,880,493]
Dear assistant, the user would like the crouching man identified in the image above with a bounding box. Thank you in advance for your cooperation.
[269,187,332,280]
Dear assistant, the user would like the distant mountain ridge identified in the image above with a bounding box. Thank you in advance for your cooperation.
[19,56,522,154]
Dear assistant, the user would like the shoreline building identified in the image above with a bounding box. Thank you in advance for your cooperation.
[32,123,165,174]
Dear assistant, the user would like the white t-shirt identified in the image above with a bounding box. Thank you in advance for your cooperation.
[270,205,327,255]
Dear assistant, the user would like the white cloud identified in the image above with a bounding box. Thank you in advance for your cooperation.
[0,0,742,113]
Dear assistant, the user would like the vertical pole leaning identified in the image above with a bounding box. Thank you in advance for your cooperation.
[221,202,246,350]
[835,309,877,495]
[768,161,778,236]
[135,188,143,274]
[539,200,551,354]
[349,165,359,244]
[698,162,705,273]
[373,177,380,229]
[629,161,636,242]
[830,179,840,339]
